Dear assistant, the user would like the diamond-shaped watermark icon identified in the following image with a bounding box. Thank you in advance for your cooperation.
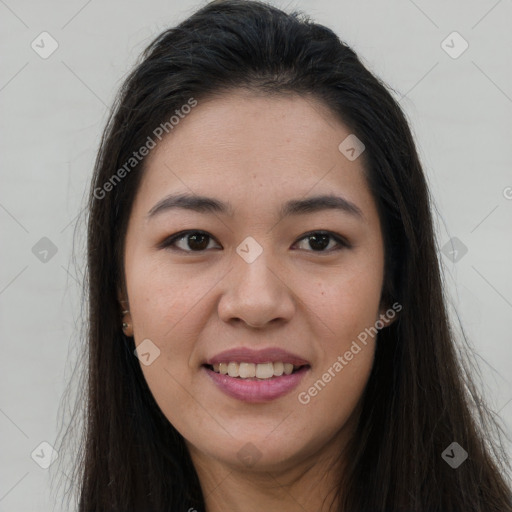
[134,338,161,366]
[236,236,263,264]
[32,237,58,263]
[441,442,468,469]
[31,441,58,469]
[441,237,468,263]
[338,134,365,161]
[31,31,59,59]
[441,31,468,59]
[237,442,262,467]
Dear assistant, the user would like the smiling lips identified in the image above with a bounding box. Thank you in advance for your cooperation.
[203,347,311,402]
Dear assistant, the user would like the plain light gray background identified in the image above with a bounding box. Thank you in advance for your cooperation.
[1,0,511,510]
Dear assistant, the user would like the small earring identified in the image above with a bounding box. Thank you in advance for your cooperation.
[122,321,133,337]
[121,312,133,335]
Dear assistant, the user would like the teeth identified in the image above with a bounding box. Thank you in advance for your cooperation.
[227,362,239,377]
[209,361,304,379]
[255,362,273,379]
[239,362,256,378]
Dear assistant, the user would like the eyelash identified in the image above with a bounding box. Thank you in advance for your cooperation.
[158,230,351,254]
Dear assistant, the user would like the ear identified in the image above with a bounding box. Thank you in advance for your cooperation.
[117,287,129,310]
[117,287,134,337]
[377,300,401,329]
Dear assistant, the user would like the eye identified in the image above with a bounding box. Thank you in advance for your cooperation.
[159,230,220,252]
[293,231,350,253]
[160,229,350,254]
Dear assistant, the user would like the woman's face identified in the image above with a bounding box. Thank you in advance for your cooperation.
[123,90,388,473]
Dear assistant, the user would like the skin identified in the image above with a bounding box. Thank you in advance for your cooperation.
[122,89,394,512]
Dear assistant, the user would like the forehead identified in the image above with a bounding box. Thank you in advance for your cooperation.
[136,90,376,221]
[146,90,352,170]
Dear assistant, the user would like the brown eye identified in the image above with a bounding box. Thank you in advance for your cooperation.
[160,231,220,252]
[293,231,349,252]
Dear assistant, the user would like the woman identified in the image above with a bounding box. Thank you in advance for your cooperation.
[57,0,512,510]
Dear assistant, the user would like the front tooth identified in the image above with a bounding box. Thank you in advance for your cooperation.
[227,362,239,377]
[239,362,256,378]
[219,362,229,375]
[283,363,293,375]
[273,361,284,376]
[256,362,274,379]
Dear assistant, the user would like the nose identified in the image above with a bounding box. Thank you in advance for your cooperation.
[217,250,296,328]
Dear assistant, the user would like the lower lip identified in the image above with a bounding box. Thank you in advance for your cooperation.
[203,365,310,403]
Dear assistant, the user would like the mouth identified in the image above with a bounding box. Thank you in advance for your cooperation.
[202,361,311,402]
[203,361,309,380]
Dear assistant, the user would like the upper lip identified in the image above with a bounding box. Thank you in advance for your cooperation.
[204,347,310,366]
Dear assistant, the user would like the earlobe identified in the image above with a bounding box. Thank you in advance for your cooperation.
[117,287,129,314]
[121,309,133,337]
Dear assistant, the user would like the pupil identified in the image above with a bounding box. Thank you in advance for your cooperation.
[189,233,209,250]
[309,234,329,251]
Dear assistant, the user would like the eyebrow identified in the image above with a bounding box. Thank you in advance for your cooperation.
[146,192,364,221]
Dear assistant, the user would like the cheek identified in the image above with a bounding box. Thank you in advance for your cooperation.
[126,259,216,413]
[127,255,210,341]
[295,257,382,412]
[310,259,384,347]
[293,283,380,436]
[127,264,210,434]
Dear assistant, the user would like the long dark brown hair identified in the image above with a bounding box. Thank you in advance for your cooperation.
[53,1,512,510]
